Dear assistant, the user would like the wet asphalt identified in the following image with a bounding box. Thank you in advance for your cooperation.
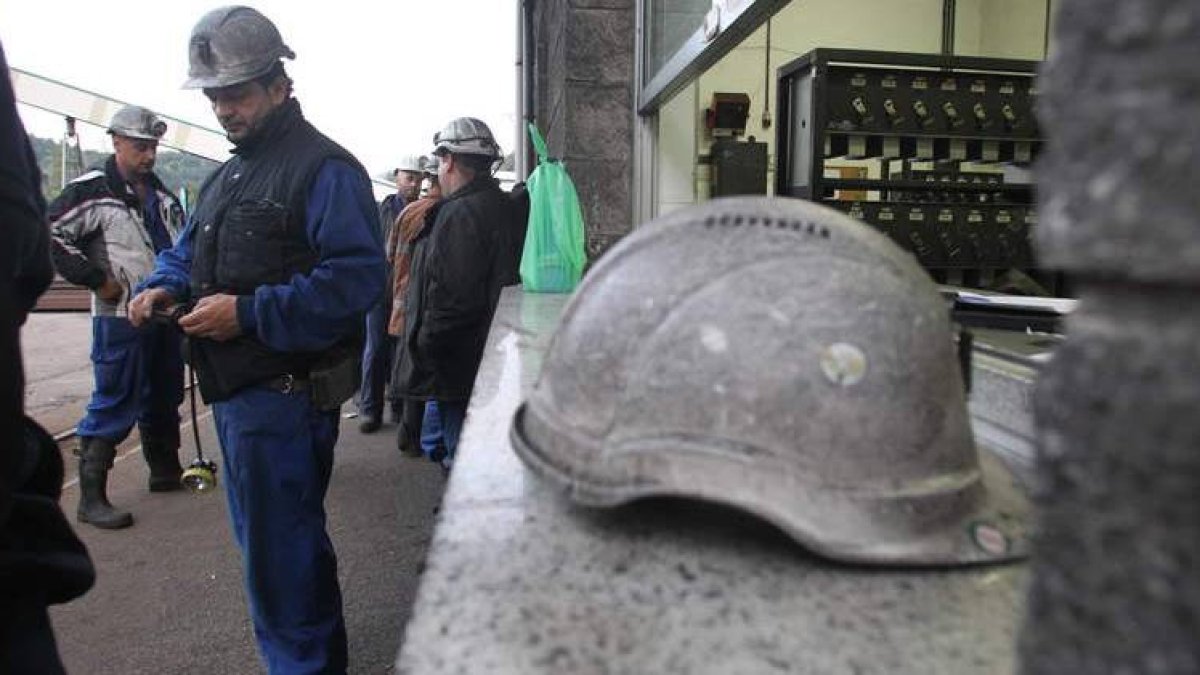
[51,413,445,675]
[25,314,446,674]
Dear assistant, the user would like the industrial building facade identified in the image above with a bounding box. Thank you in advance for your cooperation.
[517,0,1055,260]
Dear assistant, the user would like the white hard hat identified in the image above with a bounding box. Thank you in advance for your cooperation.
[432,117,502,159]
[394,154,426,174]
[108,105,167,140]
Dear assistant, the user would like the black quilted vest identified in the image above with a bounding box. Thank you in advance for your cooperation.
[188,99,361,401]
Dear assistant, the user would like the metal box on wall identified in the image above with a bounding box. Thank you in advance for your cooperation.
[710,138,768,196]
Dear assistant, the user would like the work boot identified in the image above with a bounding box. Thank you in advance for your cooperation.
[140,426,183,492]
[358,415,382,434]
[77,437,134,529]
[396,400,424,457]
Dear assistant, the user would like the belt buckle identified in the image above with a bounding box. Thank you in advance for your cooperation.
[280,373,295,395]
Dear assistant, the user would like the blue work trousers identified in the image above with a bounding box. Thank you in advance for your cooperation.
[439,400,466,460]
[421,400,466,468]
[213,387,347,675]
[419,401,444,462]
[356,300,393,418]
[76,317,183,442]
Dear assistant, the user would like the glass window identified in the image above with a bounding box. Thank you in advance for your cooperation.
[639,0,788,113]
[645,0,710,82]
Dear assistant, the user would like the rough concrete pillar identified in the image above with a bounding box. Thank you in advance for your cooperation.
[533,0,635,260]
[1020,1,1200,672]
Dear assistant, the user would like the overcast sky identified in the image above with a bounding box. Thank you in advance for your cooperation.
[1,0,518,182]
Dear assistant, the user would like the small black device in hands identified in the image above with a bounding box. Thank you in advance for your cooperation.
[149,300,195,326]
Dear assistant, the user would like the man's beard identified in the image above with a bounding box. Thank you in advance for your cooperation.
[225,119,260,145]
[225,106,276,146]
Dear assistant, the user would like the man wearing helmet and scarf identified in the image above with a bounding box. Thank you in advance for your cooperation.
[358,154,426,434]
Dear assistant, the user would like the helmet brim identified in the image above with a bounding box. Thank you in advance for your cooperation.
[181,53,291,91]
[182,72,257,90]
[510,401,1030,568]
[182,75,224,90]
[108,130,164,141]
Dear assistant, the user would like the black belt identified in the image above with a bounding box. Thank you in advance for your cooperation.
[262,373,311,395]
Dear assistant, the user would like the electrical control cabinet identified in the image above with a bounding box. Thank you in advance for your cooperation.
[775,49,1048,291]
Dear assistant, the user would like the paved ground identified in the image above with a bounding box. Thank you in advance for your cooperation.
[22,312,446,674]
[23,312,94,437]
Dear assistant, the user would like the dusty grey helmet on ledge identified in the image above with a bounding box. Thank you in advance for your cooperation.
[107,105,167,140]
[510,196,1029,567]
[183,6,295,89]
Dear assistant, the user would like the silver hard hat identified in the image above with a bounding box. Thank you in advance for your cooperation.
[423,155,440,176]
[510,196,1029,567]
[183,6,295,89]
[107,105,167,140]
[394,154,426,174]
[432,117,502,159]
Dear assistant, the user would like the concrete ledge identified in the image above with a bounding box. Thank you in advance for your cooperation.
[397,287,1035,674]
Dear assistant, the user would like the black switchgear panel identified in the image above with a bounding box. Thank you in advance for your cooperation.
[775,49,1046,291]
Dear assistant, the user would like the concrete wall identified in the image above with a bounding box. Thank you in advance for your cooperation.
[1020,0,1200,668]
[653,0,1053,216]
[534,0,636,260]
[957,0,1051,59]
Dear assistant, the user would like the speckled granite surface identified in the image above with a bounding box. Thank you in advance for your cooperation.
[968,329,1049,481]
[397,288,1031,675]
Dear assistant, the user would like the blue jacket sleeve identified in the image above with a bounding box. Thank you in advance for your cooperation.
[139,217,196,300]
[236,159,385,352]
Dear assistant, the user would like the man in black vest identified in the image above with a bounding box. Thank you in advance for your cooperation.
[128,7,384,673]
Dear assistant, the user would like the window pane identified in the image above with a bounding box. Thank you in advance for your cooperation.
[645,0,710,81]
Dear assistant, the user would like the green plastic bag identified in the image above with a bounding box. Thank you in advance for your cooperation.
[520,123,586,293]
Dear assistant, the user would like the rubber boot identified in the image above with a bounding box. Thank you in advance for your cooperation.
[140,426,183,492]
[77,437,134,529]
[396,399,424,457]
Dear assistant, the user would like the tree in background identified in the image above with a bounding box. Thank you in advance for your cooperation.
[28,134,218,204]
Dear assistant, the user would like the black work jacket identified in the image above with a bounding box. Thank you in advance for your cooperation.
[398,175,517,401]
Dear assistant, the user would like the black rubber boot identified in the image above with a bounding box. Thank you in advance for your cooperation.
[396,399,424,457]
[140,426,183,492]
[77,437,134,529]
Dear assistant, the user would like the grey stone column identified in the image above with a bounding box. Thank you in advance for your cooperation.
[533,0,635,260]
[1020,1,1200,672]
